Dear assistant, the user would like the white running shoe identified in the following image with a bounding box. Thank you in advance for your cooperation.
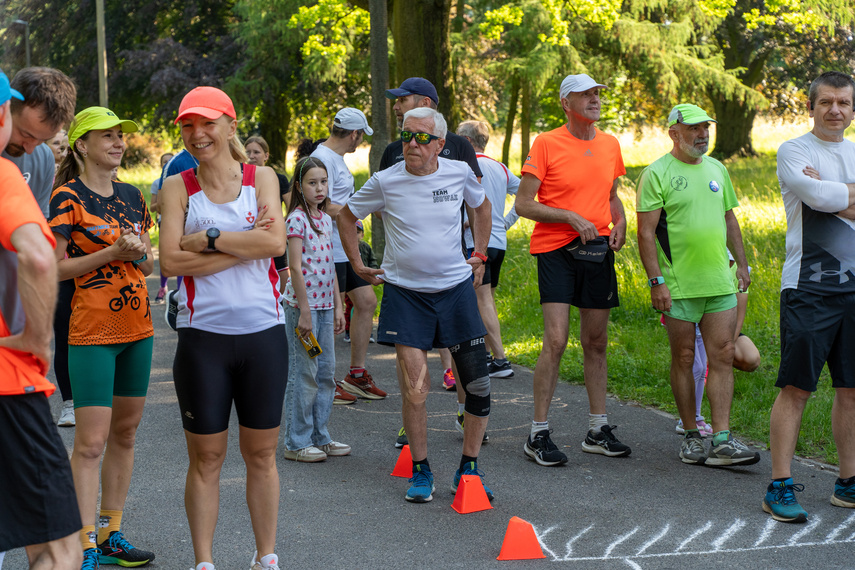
[57,400,75,427]
[194,563,215,570]
[319,441,351,456]
[250,552,280,570]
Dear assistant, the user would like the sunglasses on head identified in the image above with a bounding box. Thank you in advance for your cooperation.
[401,130,440,145]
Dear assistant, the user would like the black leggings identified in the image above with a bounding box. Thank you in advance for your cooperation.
[173,325,288,434]
[53,280,75,401]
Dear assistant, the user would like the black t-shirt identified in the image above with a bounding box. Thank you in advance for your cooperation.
[379,131,483,177]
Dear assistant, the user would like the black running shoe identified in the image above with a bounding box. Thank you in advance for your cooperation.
[524,429,568,466]
[581,425,632,457]
[487,358,514,378]
[98,530,155,567]
[164,289,178,331]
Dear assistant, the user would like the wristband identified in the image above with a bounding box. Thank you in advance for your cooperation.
[132,253,147,266]
[470,251,488,264]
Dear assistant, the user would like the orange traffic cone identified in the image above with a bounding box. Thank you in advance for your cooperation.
[497,516,546,560]
[451,474,493,514]
[390,445,413,478]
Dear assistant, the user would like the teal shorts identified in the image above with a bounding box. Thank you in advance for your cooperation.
[665,294,737,323]
[68,336,153,408]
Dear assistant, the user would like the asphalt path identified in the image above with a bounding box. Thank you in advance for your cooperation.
[6,269,854,569]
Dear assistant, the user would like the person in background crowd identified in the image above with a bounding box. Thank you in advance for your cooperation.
[245,135,290,202]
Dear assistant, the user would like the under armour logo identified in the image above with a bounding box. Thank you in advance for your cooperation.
[809,262,850,284]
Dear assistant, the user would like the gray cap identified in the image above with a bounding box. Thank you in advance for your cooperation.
[334,107,374,136]
[559,74,607,99]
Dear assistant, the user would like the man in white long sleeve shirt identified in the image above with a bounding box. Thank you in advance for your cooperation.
[764,71,855,524]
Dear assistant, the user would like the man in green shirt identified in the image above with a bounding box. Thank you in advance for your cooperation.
[636,103,759,467]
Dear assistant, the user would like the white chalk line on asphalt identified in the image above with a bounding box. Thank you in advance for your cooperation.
[533,515,855,564]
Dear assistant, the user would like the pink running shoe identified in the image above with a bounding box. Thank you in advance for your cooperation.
[442,368,456,391]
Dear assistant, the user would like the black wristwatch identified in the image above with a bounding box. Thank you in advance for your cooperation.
[206,227,220,251]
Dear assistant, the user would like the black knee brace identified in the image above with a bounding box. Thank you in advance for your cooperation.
[450,337,491,417]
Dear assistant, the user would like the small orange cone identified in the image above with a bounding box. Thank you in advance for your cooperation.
[390,445,412,478]
[497,516,546,560]
[451,474,493,514]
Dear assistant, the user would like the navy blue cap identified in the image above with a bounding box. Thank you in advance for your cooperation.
[385,77,439,106]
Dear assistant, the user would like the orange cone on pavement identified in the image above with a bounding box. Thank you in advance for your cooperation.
[497,516,546,560]
[451,474,493,514]
[390,445,412,478]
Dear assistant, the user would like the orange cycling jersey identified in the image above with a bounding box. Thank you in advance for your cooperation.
[0,158,57,396]
[49,178,154,345]
[521,126,625,254]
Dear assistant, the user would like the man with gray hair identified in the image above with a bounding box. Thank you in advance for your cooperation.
[516,73,630,467]
[338,107,494,503]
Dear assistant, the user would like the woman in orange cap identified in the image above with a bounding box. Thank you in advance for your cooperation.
[159,87,287,570]
[49,106,156,569]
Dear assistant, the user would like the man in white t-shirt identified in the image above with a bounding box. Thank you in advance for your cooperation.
[764,71,855,524]
[310,108,387,400]
[338,107,494,504]
[457,120,519,379]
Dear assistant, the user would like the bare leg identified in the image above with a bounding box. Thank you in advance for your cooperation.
[733,293,760,371]
[476,284,505,359]
[100,396,146,511]
[184,431,228,565]
[69,406,113,529]
[769,386,810,479]
[347,285,376,369]
[697,307,737,432]
[579,308,611,415]
[664,316,699,431]
[462,414,488,457]
[396,345,430,461]
[240,426,280,558]
[533,303,570,422]
[25,532,82,570]
[832,388,855,479]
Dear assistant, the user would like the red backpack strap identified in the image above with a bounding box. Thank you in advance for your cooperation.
[242,163,256,187]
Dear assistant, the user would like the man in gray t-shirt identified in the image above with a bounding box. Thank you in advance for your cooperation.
[1,143,54,217]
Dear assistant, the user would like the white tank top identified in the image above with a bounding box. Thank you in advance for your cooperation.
[176,164,282,334]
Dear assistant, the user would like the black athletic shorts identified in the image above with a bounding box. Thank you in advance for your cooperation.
[377,279,487,350]
[335,261,372,293]
[173,325,288,434]
[467,247,506,288]
[776,289,855,391]
[536,244,619,308]
[0,393,81,551]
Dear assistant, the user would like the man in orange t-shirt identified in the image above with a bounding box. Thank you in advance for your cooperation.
[0,68,82,568]
[516,73,630,467]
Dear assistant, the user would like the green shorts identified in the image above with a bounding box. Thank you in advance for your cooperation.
[665,294,737,323]
[68,336,153,408]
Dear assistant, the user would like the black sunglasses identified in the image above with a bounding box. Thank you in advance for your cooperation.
[401,130,440,145]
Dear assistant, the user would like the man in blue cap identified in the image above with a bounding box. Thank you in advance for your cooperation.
[0,67,82,569]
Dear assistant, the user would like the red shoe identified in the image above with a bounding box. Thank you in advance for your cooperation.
[442,368,456,391]
[342,369,386,400]
[334,381,357,405]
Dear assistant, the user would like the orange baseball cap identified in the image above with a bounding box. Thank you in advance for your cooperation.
[174,86,236,124]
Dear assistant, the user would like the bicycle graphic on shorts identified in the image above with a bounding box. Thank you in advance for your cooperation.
[109,284,141,312]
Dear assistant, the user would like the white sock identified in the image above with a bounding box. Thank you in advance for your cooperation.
[531,420,548,439]
[457,403,465,414]
[589,414,608,432]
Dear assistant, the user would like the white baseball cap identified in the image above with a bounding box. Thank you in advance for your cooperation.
[559,74,607,99]
[334,107,374,136]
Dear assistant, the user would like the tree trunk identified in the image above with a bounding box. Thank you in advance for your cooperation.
[710,95,757,159]
[260,95,291,172]
[502,74,520,166]
[520,78,531,167]
[369,0,390,261]
[391,0,455,127]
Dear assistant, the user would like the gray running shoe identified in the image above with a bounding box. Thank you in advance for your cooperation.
[706,434,760,466]
[680,432,706,465]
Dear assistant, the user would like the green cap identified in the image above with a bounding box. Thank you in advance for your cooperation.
[68,106,139,148]
[667,104,716,127]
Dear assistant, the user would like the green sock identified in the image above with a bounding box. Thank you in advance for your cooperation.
[713,430,730,446]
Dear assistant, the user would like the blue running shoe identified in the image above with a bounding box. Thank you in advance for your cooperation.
[82,548,100,570]
[452,461,494,501]
[832,477,855,508]
[763,478,808,523]
[405,464,435,503]
[98,530,155,567]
